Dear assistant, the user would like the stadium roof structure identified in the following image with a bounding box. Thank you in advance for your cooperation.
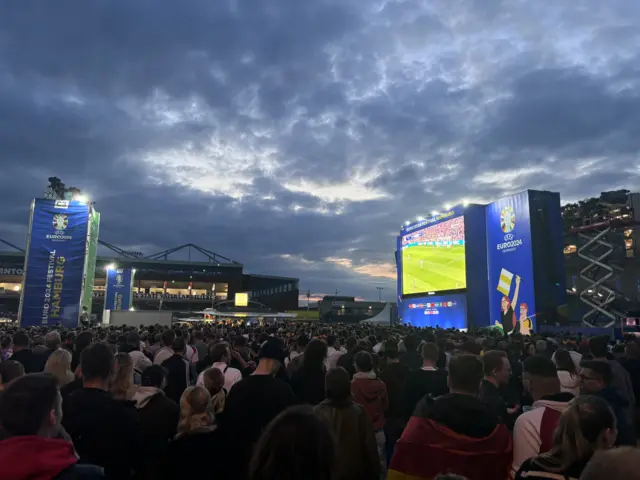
[99,241,241,266]
[0,237,242,268]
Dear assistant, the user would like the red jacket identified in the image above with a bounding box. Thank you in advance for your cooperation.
[351,372,388,430]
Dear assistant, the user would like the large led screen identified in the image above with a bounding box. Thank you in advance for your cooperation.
[400,293,467,329]
[401,215,466,295]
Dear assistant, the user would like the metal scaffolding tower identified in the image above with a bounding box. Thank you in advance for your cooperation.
[569,218,635,327]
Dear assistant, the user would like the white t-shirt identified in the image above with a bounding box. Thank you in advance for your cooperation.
[196,362,242,392]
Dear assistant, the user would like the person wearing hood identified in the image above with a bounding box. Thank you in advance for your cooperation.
[314,367,380,480]
[0,373,105,479]
[511,355,575,477]
[588,335,635,422]
[389,354,512,480]
[351,350,389,475]
[133,365,179,479]
[580,360,635,446]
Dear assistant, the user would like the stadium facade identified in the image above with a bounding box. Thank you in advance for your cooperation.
[0,242,299,317]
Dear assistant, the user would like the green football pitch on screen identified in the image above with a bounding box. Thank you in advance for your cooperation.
[402,244,466,295]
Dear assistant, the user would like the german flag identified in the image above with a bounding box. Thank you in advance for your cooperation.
[388,413,513,480]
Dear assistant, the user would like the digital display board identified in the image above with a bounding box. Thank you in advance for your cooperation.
[401,215,466,295]
[400,293,467,329]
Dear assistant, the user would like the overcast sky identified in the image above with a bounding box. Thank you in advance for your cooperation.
[1,0,639,302]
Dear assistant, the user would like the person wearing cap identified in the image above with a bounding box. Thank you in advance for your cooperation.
[220,337,296,478]
[132,365,179,479]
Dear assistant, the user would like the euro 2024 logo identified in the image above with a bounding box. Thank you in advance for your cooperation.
[52,214,68,233]
[497,205,522,251]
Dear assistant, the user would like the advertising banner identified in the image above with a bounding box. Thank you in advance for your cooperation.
[80,209,100,314]
[19,199,90,328]
[399,293,467,329]
[104,266,134,313]
[486,191,536,334]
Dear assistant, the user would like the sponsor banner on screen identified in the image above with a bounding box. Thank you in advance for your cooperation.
[19,199,90,328]
[486,191,536,335]
[400,293,467,329]
[104,267,134,312]
[400,205,467,295]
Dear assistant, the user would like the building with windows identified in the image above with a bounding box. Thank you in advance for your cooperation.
[317,296,396,323]
[0,243,299,316]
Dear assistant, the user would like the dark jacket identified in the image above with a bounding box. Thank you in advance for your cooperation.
[62,388,141,479]
[479,379,508,425]
[0,435,105,480]
[336,351,357,378]
[161,354,190,404]
[403,367,448,418]
[314,399,380,480]
[399,351,422,371]
[595,387,636,446]
[389,393,512,480]
[290,365,326,405]
[9,348,41,373]
[164,427,236,480]
[378,361,410,421]
[133,387,180,479]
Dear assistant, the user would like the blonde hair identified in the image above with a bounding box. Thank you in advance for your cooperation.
[177,386,213,436]
[533,396,616,472]
[109,353,135,401]
[44,349,74,387]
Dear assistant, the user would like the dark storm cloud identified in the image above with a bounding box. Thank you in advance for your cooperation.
[1,0,640,300]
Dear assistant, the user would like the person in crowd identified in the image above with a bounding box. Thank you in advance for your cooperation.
[580,446,640,480]
[44,348,75,388]
[336,336,358,378]
[621,341,640,434]
[588,335,635,420]
[62,343,141,478]
[181,330,199,365]
[133,365,179,479]
[554,348,581,396]
[175,386,214,437]
[109,352,138,401]
[315,367,380,480]
[404,342,448,418]
[220,337,296,476]
[202,366,226,413]
[291,338,328,405]
[71,331,93,372]
[285,333,307,371]
[389,354,512,480]
[479,350,512,424]
[165,386,227,479]
[248,405,336,480]
[161,336,190,404]
[9,331,39,373]
[192,331,209,362]
[0,360,25,393]
[125,331,151,372]
[38,331,62,368]
[0,374,105,479]
[229,334,255,376]
[515,396,617,480]
[1,334,13,360]
[379,340,410,462]
[351,350,389,474]
[535,340,550,358]
[196,342,242,392]
[399,334,422,371]
[579,359,635,445]
[326,335,345,370]
[153,329,176,365]
[511,355,575,476]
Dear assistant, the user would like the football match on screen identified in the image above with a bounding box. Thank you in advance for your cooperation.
[401,216,466,295]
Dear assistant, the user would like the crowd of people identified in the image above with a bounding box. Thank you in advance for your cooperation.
[402,216,465,247]
[1,321,640,479]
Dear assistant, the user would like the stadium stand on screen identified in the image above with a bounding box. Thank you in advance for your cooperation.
[401,216,466,294]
